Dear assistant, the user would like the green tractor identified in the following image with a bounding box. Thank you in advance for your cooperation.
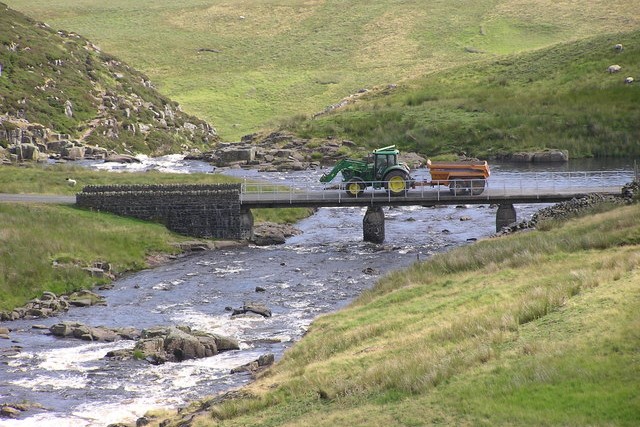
[319,145,413,197]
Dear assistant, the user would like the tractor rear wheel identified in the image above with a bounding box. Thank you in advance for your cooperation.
[385,170,408,196]
[345,178,365,197]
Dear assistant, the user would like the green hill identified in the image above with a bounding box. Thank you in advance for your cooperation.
[284,30,640,158]
[0,3,218,158]
[6,0,640,143]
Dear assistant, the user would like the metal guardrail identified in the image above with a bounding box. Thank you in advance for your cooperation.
[239,171,630,204]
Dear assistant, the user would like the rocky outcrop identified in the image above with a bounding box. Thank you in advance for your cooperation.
[187,131,354,170]
[0,289,105,321]
[251,222,302,246]
[0,5,218,161]
[498,149,569,163]
[105,325,239,364]
[186,130,427,173]
[49,321,139,342]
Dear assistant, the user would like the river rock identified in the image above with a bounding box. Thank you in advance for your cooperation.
[0,405,21,419]
[532,149,568,163]
[212,333,240,351]
[105,154,141,163]
[232,302,272,318]
[231,353,275,374]
[251,222,301,246]
[500,149,568,163]
[67,290,106,307]
[49,321,139,342]
[0,402,44,419]
[109,325,239,364]
[0,346,22,357]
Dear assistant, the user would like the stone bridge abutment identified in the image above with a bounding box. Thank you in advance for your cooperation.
[76,184,253,240]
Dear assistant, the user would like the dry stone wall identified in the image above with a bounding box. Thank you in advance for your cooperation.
[76,184,252,239]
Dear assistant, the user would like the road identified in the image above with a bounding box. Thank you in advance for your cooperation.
[0,193,76,204]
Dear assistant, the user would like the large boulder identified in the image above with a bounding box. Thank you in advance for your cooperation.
[13,143,40,161]
[67,290,106,307]
[251,222,301,246]
[532,149,568,163]
[214,145,256,166]
[164,327,216,361]
[232,302,272,318]
[500,149,568,163]
[110,325,239,364]
[105,154,141,163]
[61,145,85,160]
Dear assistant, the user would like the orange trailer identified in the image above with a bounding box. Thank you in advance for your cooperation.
[425,159,491,195]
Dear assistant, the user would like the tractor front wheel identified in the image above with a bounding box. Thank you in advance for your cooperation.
[345,178,366,197]
[385,171,408,196]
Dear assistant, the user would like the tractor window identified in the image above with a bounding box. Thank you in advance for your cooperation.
[375,153,398,178]
[375,156,388,178]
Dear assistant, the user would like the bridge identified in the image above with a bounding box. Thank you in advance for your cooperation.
[239,178,623,242]
[70,172,625,243]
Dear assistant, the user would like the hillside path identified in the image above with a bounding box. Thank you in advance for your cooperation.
[0,193,75,204]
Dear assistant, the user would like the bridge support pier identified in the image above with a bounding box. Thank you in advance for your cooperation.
[363,206,385,243]
[496,204,517,232]
[240,208,254,240]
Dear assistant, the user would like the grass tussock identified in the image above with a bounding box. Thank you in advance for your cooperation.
[180,203,640,426]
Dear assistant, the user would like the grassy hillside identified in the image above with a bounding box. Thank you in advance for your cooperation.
[0,3,217,155]
[285,30,640,158]
[158,203,640,426]
[6,0,639,141]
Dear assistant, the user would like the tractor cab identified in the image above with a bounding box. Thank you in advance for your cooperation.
[369,146,401,180]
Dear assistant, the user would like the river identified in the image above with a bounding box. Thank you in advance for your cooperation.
[0,157,634,427]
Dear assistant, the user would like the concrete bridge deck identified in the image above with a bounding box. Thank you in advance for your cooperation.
[239,185,623,208]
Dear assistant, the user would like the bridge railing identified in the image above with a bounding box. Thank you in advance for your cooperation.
[488,170,630,196]
[240,171,629,203]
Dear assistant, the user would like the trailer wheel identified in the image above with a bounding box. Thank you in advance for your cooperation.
[449,180,471,196]
[471,179,486,195]
[345,178,365,197]
[385,170,408,196]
